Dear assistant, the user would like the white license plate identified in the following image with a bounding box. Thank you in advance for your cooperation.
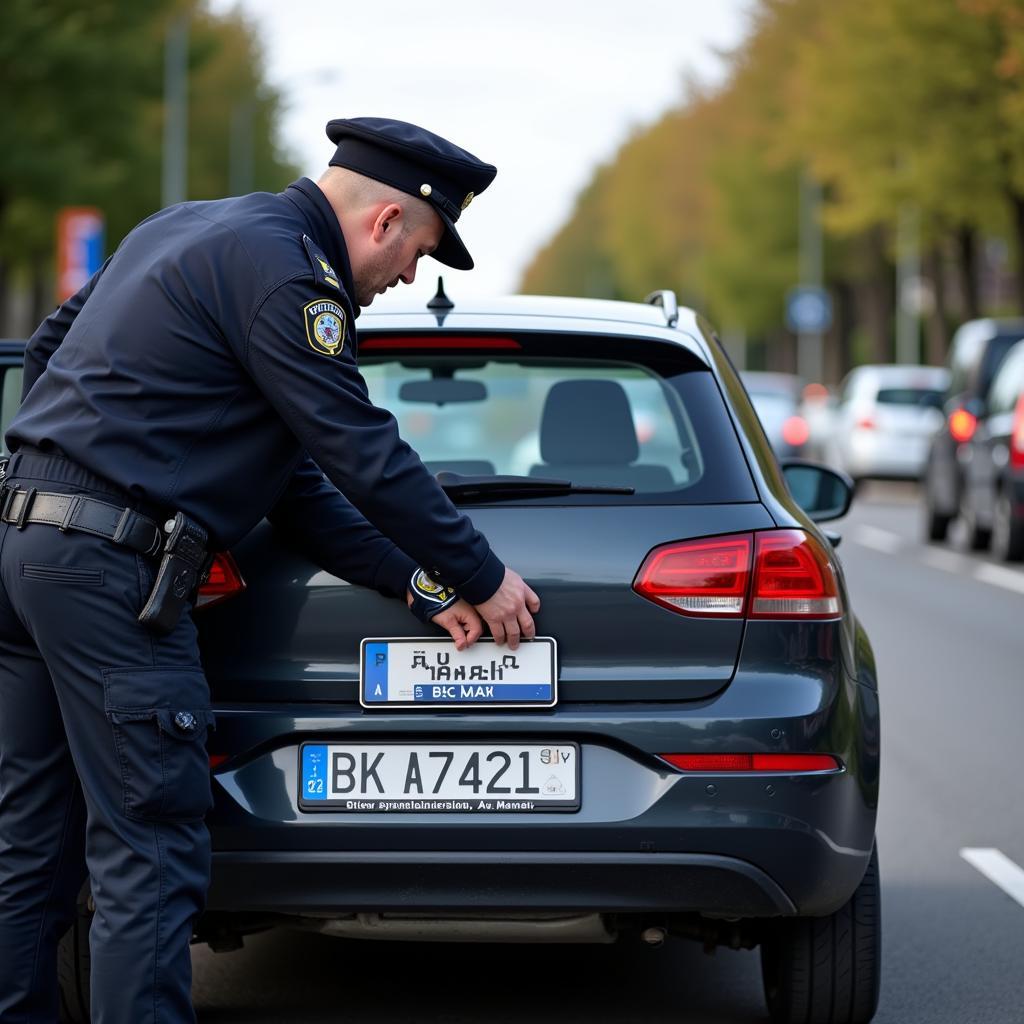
[299,742,579,813]
[360,637,558,709]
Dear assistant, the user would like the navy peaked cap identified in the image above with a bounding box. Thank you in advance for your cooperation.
[326,117,497,270]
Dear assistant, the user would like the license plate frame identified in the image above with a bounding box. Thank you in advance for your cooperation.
[359,636,558,710]
[298,741,581,813]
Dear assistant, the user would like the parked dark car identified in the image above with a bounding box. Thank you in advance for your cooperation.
[3,289,880,1024]
[923,317,1024,543]
[960,339,1024,560]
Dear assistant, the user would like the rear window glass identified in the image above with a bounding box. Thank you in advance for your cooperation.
[360,338,756,504]
[876,387,944,407]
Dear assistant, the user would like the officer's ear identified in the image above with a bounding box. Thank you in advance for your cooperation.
[372,204,403,244]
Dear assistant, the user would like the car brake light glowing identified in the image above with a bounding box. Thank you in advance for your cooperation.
[633,535,752,616]
[658,753,841,773]
[948,407,977,443]
[751,530,841,619]
[781,415,810,447]
[196,552,246,609]
[359,335,522,351]
[634,530,842,619]
[855,416,876,430]
[1011,395,1024,469]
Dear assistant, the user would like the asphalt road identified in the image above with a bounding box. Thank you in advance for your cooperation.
[191,482,1024,1023]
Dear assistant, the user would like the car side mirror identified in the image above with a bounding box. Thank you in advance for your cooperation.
[781,460,854,522]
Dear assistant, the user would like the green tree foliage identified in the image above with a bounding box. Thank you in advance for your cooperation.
[0,0,297,327]
[520,0,1024,375]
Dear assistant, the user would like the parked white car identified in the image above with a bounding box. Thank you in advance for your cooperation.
[827,364,950,481]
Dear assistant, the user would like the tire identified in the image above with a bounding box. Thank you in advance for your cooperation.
[760,844,881,1024]
[961,499,991,551]
[924,499,951,542]
[991,487,1024,562]
[58,883,92,1024]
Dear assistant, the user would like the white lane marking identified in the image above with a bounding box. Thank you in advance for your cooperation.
[850,525,903,553]
[961,848,1024,908]
[973,563,1024,596]
[919,547,969,574]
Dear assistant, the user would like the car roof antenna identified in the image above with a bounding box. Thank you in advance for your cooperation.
[427,276,455,326]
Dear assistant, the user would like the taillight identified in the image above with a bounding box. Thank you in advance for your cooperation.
[751,530,841,619]
[658,753,841,773]
[949,407,977,443]
[855,416,876,430]
[196,552,246,608]
[633,535,751,616]
[634,530,841,619]
[1011,395,1024,469]
[781,415,810,447]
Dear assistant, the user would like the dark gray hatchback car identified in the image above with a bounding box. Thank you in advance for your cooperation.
[15,291,879,1024]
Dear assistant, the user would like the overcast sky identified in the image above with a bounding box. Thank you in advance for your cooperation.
[210,0,752,309]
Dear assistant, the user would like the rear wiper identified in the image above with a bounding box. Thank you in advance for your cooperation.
[435,472,635,502]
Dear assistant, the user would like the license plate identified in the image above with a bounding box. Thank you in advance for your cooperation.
[360,637,558,709]
[299,742,579,813]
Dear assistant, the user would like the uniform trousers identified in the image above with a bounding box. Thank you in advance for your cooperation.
[0,451,212,1023]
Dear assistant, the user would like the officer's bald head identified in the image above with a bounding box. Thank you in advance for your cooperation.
[318,166,437,233]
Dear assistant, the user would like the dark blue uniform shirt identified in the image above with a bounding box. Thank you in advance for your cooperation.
[7,179,504,605]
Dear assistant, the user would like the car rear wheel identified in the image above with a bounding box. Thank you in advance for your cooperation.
[961,499,991,551]
[991,487,1024,562]
[924,499,951,542]
[57,883,92,1024]
[760,844,880,1024]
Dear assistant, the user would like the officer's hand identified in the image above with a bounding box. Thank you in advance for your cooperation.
[473,568,541,650]
[431,599,485,651]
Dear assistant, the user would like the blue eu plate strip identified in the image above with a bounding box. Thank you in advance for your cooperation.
[301,744,328,800]
[363,642,390,702]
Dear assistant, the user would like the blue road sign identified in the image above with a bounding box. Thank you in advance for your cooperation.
[786,286,832,334]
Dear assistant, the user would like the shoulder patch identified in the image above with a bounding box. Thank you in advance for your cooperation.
[303,299,346,357]
[302,234,341,292]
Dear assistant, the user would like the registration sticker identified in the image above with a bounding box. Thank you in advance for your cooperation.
[359,637,558,709]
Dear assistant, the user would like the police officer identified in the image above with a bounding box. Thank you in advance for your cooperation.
[0,117,540,1023]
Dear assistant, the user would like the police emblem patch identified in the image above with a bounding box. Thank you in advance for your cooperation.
[413,569,454,604]
[303,299,346,357]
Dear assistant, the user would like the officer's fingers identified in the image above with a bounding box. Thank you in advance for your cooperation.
[519,610,536,640]
[463,612,484,647]
[525,585,541,613]
[504,619,521,651]
[486,616,507,646]
[435,611,467,651]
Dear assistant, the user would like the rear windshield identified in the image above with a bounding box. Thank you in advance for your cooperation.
[876,387,944,407]
[359,334,756,504]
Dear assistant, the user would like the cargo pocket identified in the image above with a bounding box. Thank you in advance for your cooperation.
[102,667,215,823]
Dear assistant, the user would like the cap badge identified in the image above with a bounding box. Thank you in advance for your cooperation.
[420,183,432,197]
[461,192,474,211]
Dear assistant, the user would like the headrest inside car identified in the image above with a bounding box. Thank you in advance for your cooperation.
[539,380,638,465]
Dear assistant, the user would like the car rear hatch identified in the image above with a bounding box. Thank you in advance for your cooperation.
[198,326,771,703]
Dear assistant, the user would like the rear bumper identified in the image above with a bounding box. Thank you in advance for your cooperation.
[203,643,879,921]
[206,850,798,918]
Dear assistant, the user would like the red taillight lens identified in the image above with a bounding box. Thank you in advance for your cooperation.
[659,753,841,773]
[751,530,841,619]
[633,535,752,616]
[635,530,842,619]
[359,335,522,351]
[855,416,876,430]
[949,407,977,443]
[209,753,229,770]
[196,552,246,609]
[1011,395,1024,469]
[782,415,810,447]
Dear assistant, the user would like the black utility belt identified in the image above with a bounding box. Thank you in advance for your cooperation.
[0,484,212,636]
